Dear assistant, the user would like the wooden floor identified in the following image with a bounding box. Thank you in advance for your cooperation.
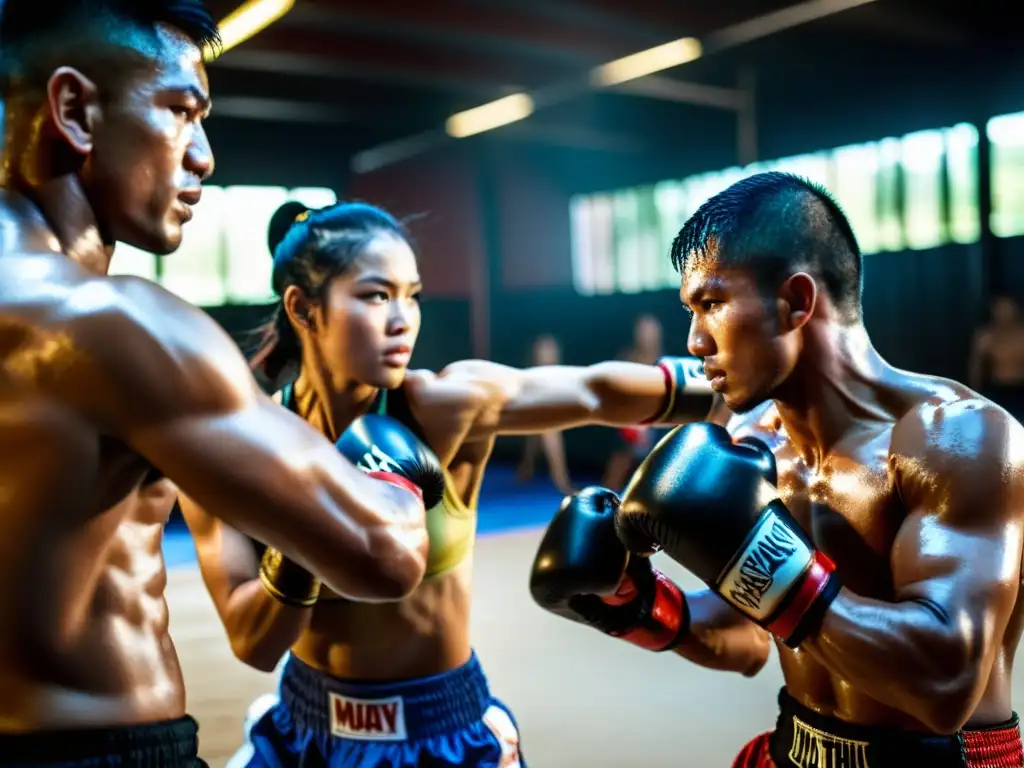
[168,527,1024,767]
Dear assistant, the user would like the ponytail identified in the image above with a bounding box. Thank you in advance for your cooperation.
[249,305,301,384]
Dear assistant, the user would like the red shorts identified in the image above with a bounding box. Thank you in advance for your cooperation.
[731,732,773,767]
[735,689,1023,767]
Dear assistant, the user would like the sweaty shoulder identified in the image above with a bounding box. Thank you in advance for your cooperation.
[401,367,484,446]
[0,254,255,431]
[890,384,1024,513]
[406,363,498,412]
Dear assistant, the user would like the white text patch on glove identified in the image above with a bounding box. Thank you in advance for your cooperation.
[718,508,813,621]
[329,692,407,741]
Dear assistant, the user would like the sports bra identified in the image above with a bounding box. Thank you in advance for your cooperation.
[250,382,476,581]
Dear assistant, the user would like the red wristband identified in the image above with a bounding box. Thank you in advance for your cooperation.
[366,471,423,502]
[766,550,835,642]
[614,570,688,652]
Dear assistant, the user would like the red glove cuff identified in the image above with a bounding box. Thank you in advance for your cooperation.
[614,570,689,652]
[366,471,424,502]
[766,550,836,644]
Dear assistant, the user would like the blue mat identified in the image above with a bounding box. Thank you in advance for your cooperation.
[163,465,594,569]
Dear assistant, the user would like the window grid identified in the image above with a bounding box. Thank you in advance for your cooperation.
[571,118,1003,295]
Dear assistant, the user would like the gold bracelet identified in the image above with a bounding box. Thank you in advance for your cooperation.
[259,547,321,607]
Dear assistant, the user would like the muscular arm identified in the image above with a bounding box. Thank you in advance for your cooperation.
[429,358,712,440]
[73,280,428,601]
[180,498,309,673]
[802,401,1024,733]
[672,588,771,675]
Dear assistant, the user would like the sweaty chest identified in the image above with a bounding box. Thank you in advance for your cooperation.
[775,434,904,599]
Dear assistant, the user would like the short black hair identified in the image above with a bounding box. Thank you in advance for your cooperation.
[0,0,220,93]
[670,171,863,323]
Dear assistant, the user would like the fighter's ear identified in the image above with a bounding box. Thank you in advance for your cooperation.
[282,285,316,333]
[776,272,816,332]
[46,66,101,155]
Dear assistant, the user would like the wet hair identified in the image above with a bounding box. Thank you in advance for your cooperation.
[670,171,863,323]
[0,0,221,96]
[250,200,412,383]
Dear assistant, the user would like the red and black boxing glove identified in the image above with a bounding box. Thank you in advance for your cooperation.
[529,487,688,652]
[336,414,446,511]
[616,423,839,648]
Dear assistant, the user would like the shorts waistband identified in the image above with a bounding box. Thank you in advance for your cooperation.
[0,715,200,765]
[279,652,492,742]
[771,689,1022,767]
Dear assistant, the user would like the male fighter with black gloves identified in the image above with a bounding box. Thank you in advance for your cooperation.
[532,172,1024,767]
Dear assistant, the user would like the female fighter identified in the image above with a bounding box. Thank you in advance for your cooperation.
[181,200,713,767]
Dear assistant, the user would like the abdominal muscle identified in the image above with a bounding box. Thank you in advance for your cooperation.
[292,559,474,682]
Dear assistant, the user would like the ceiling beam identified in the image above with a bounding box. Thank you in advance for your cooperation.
[349,122,646,174]
[213,49,508,98]
[350,0,882,172]
[286,0,637,67]
[211,97,361,125]
[611,77,746,111]
[499,123,648,153]
[214,27,580,94]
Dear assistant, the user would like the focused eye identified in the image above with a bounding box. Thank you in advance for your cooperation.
[701,299,721,312]
[360,291,389,304]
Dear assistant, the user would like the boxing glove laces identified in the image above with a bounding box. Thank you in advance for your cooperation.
[616,422,840,648]
[530,487,689,652]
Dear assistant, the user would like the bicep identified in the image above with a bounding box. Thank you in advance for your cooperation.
[179,494,260,618]
[891,408,1024,640]
[891,506,1022,630]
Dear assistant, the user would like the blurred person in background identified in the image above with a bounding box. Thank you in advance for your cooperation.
[969,295,1024,418]
[516,334,574,495]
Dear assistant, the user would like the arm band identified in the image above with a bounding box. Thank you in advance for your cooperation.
[259,547,321,607]
[645,356,713,424]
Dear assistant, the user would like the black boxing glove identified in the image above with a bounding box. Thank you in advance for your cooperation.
[529,487,688,652]
[616,422,839,648]
[337,414,446,511]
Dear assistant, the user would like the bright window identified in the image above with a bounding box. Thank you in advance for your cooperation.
[946,123,980,245]
[989,112,1024,238]
[103,185,336,306]
[832,142,881,254]
[571,121,989,294]
[901,130,945,250]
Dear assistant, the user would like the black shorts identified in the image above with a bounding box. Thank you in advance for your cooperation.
[0,715,204,767]
[757,688,1022,767]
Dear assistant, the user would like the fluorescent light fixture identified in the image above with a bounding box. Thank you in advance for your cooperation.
[445,94,535,139]
[212,0,295,59]
[592,37,703,87]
